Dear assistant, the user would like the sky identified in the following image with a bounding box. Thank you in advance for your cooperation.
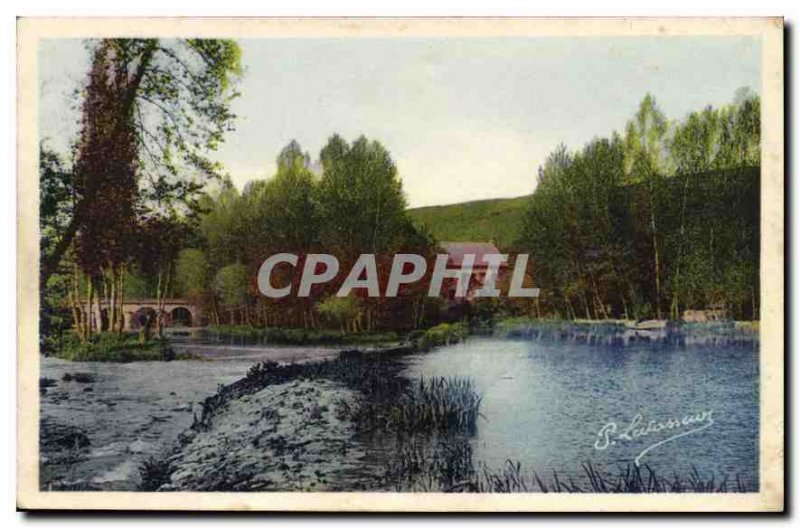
[38,36,760,208]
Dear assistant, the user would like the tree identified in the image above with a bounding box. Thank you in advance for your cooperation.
[40,38,242,287]
[623,94,668,319]
[318,135,409,253]
[317,295,360,334]
[517,90,760,321]
[240,140,320,255]
[199,183,245,266]
[134,216,188,338]
[175,248,210,298]
[39,146,75,351]
[213,263,249,325]
[40,145,74,262]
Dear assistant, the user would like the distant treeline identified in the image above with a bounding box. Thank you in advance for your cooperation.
[41,84,761,348]
[173,136,440,332]
[515,91,760,321]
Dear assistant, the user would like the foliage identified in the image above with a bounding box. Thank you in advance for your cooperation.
[52,332,189,362]
[213,263,249,308]
[316,295,361,332]
[388,377,482,434]
[516,91,760,321]
[174,248,210,297]
[318,135,410,253]
[414,458,747,493]
[203,325,399,345]
[39,37,243,346]
[39,146,74,261]
[193,136,437,331]
[417,322,468,349]
[139,456,173,492]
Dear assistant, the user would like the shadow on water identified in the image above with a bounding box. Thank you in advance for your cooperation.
[364,321,760,492]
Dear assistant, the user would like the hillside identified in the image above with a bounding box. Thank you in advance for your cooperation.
[408,196,529,250]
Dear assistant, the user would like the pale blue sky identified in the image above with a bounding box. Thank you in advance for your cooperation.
[39,36,760,207]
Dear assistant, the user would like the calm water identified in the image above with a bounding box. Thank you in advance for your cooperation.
[401,337,759,490]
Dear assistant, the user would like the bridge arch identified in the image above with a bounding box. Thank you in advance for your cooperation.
[111,299,202,331]
[170,306,193,327]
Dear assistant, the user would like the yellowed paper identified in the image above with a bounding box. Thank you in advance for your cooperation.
[18,17,783,512]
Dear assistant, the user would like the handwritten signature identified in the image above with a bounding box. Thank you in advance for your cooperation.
[593,410,714,466]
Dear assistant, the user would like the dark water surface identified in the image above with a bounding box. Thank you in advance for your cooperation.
[401,337,759,490]
[40,331,759,491]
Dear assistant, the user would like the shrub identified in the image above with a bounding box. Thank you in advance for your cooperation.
[203,325,399,346]
[139,456,172,491]
[416,322,468,349]
[316,295,360,332]
[54,332,189,362]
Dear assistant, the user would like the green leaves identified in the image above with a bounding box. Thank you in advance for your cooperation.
[317,135,409,253]
[134,38,242,207]
[175,248,210,297]
[517,91,761,320]
[213,263,249,308]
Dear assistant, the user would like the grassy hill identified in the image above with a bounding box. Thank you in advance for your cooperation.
[408,196,530,250]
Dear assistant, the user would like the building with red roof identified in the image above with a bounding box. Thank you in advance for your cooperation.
[439,241,508,302]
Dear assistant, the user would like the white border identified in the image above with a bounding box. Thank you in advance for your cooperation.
[10,11,783,511]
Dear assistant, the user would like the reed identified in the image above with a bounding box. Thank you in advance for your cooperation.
[138,456,172,492]
[385,452,750,493]
[388,377,482,434]
[473,460,748,493]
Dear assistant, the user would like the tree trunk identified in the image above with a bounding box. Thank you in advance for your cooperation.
[650,199,662,320]
[85,277,95,338]
[117,264,126,332]
[94,276,104,332]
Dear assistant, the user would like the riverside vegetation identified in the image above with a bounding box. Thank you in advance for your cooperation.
[35,38,760,492]
[52,332,188,362]
[40,45,761,359]
[137,340,748,493]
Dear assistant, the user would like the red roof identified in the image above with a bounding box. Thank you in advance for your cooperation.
[440,241,507,268]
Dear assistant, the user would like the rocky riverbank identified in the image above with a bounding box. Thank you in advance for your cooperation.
[155,379,365,491]
[38,343,405,491]
[39,356,259,490]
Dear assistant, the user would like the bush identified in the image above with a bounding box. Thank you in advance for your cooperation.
[203,325,399,346]
[54,332,190,362]
[316,295,360,332]
[415,322,468,349]
[139,456,172,491]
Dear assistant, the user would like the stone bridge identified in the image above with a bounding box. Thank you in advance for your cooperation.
[95,299,203,330]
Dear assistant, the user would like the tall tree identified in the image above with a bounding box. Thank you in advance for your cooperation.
[623,94,668,319]
[318,135,408,253]
[40,38,242,287]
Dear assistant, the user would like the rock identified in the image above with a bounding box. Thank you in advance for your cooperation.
[165,379,364,491]
[62,372,95,383]
[128,439,158,454]
[39,377,57,389]
[73,372,95,383]
[40,418,90,451]
[91,460,141,487]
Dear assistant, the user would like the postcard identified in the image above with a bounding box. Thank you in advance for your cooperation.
[17,17,784,512]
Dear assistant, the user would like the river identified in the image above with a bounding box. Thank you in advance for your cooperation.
[401,336,759,490]
[39,330,759,491]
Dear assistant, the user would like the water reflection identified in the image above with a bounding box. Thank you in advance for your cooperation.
[399,336,759,491]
